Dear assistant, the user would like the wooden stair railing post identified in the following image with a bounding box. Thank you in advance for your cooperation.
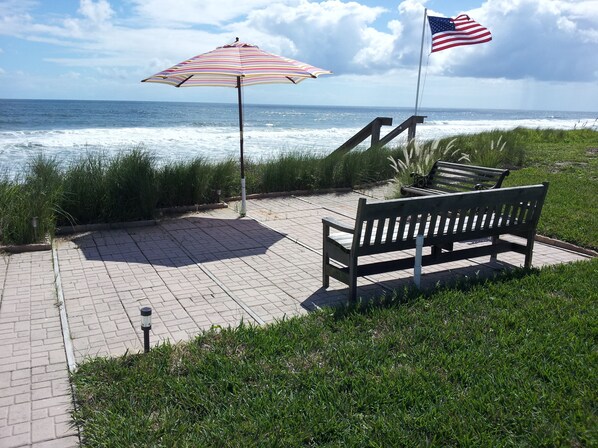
[371,118,383,147]
[376,115,426,149]
[330,115,426,157]
[330,117,393,156]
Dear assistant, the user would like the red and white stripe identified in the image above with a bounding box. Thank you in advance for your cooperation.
[431,15,492,53]
[142,40,331,88]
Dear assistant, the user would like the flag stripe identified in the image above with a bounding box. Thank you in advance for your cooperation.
[428,14,492,53]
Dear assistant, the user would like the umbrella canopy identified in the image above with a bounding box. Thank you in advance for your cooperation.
[142,38,331,215]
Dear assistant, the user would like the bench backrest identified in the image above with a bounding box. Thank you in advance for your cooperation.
[428,161,510,192]
[352,183,548,256]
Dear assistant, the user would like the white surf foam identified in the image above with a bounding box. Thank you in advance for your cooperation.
[1,117,595,177]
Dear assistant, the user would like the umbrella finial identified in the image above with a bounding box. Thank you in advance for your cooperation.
[235,37,239,42]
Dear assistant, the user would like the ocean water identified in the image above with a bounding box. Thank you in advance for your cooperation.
[1,99,596,177]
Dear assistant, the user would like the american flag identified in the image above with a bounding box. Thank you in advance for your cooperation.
[427,14,492,53]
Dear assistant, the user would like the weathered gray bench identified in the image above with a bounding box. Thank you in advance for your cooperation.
[323,183,549,301]
[400,160,510,197]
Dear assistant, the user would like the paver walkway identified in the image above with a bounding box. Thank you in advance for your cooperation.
[0,252,78,447]
[0,188,592,447]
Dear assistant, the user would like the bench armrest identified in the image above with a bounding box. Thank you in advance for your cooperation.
[322,217,354,235]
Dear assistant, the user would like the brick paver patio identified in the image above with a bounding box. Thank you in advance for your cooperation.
[0,188,592,447]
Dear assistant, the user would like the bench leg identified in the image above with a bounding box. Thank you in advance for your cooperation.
[414,235,424,289]
[348,260,357,302]
[490,236,499,262]
[524,234,536,269]
[322,242,330,288]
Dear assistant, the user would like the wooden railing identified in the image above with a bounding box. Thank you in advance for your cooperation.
[378,115,426,147]
[330,117,393,156]
[330,115,426,156]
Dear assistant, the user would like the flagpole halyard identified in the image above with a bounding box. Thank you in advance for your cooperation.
[414,7,427,118]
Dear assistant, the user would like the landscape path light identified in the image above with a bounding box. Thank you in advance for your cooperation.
[140,307,152,353]
[32,216,38,241]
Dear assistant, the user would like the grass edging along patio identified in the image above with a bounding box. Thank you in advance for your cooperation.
[535,235,598,258]
[224,186,353,202]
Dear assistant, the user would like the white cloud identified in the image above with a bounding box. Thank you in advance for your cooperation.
[237,0,391,73]
[78,0,114,25]
[396,0,598,83]
[457,0,598,82]
[0,0,596,100]
[130,0,279,26]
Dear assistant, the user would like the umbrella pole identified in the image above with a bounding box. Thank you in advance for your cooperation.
[237,76,247,216]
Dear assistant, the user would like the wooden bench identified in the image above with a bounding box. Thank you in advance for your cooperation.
[323,183,549,301]
[400,160,510,197]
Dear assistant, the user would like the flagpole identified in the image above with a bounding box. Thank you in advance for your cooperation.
[414,7,427,116]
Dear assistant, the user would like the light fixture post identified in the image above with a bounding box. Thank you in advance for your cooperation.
[32,216,38,241]
[140,307,152,353]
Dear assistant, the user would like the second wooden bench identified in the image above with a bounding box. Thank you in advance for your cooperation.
[400,160,510,197]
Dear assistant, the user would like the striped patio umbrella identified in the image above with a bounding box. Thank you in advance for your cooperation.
[142,38,331,216]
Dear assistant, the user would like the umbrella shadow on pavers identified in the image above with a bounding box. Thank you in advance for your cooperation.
[70,216,287,268]
[301,259,518,311]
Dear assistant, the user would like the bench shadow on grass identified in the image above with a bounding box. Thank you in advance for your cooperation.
[301,259,536,315]
[70,215,287,268]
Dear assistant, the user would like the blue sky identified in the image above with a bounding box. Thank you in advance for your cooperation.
[0,0,597,111]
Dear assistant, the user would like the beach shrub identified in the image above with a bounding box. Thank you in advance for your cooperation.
[0,155,64,245]
[2,128,596,246]
[157,158,214,207]
[104,149,158,222]
[322,146,396,189]
[248,153,320,193]
[24,155,65,239]
[0,180,26,244]
[61,153,108,225]
[210,158,240,200]
[435,130,525,168]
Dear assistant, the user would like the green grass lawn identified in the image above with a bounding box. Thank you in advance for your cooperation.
[504,128,598,249]
[71,128,598,446]
[72,260,597,447]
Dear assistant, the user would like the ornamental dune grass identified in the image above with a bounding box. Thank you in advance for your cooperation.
[0,155,64,245]
[1,128,596,247]
[388,137,470,193]
[435,130,525,168]
[209,158,241,200]
[247,146,398,194]
[156,157,239,208]
[247,152,321,193]
[60,153,107,225]
[157,158,214,208]
[335,145,398,186]
[104,149,158,222]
